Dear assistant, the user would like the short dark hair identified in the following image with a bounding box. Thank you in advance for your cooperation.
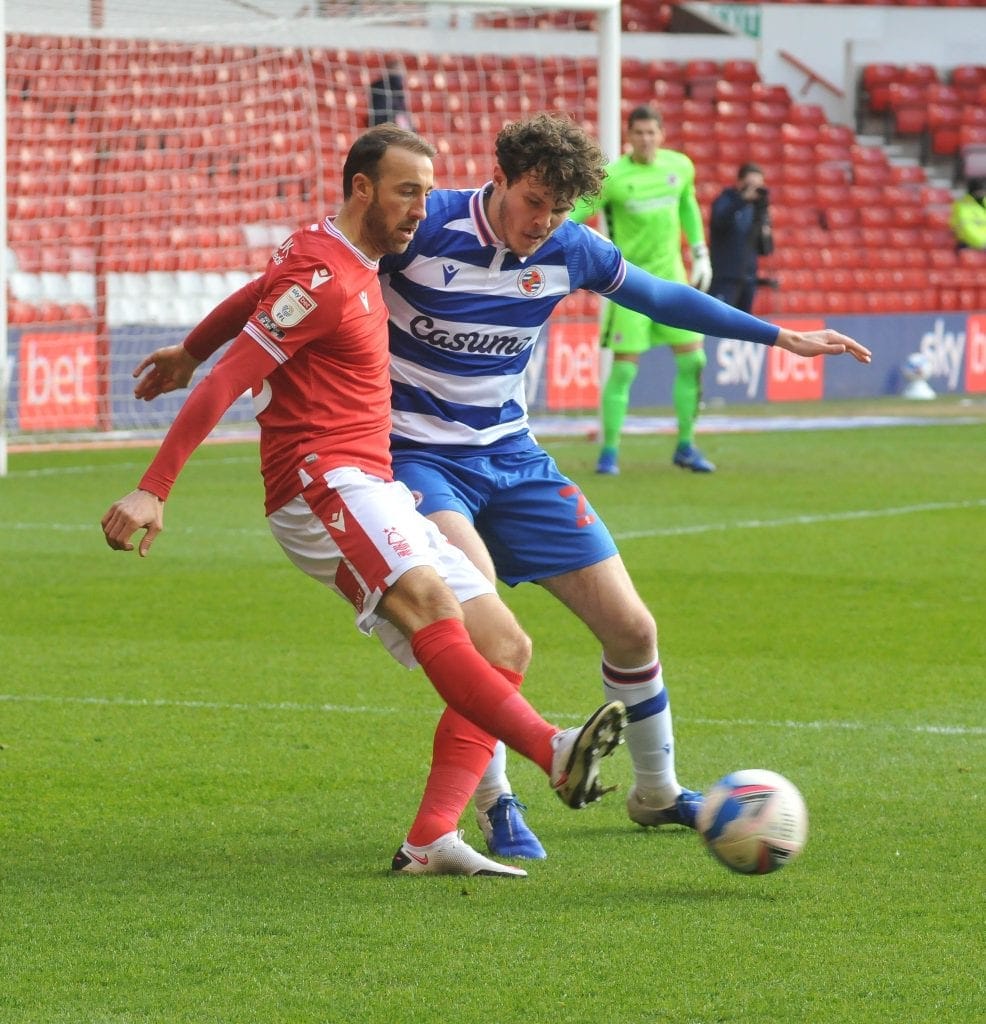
[738,162,764,179]
[628,105,662,129]
[342,124,435,199]
[968,176,986,194]
[495,113,607,203]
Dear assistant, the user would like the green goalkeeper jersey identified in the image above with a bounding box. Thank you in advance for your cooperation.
[570,149,705,282]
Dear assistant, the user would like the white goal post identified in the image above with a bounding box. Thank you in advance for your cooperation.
[1,0,622,473]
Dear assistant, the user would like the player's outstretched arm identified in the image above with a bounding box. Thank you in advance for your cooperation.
[133,345,201,400]
[101,489,164,557]
[610,266,872,364]
[775,328,871,364]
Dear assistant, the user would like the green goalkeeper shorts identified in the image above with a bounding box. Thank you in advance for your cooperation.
[601,302,703,353]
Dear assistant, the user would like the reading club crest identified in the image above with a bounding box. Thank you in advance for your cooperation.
[517,266,546,297]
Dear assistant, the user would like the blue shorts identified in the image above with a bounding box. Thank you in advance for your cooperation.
[391,441,618,587]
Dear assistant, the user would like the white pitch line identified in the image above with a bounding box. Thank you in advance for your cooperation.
[1,692,982,737]
[5,454,256,479]
[3,498,986,540]
[611,497,986,541]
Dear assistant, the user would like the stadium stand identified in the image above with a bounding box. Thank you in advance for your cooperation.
[5,31,986,328]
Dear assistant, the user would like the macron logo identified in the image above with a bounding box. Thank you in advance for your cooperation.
[328,510,346,532]
[442,263,459,286]
[310,268,332,289]
[358,290,369,311]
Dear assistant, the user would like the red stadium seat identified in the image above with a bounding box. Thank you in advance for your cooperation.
[883,184,921,207]
[815,142,853,166]
[781,122,820,145]
[892,106,928,137]
[722,60,760,84]
[715,79,755,103]
[684,59,719,82]
[927,103,963,156]
[716,101,751,125]
[816,163,850,186]
[886,82,927,135]
[833,229,866,252]
[713,119,747,140]
[818,123,856,146]
[860,205,894,229]
[775,184,815,207]
[750,100,789,126]
[898,63,939,87]
[896,206,926,229]
[782,142,815,166]
[750,82,791,105]
[815,183,852,208]
[777,161,815,186]
[851,143,889,166]
[860,63,898,115]
[717,139,749,166]
[745,121,781,142]
[888,164,927,185]
[852,162,890,186]
[860,226,890,248]
[746,139,783,167]
[887,228,922,252]
[788,103,826,127]
[822,207,859,230]
[681,98,715,122]
[847,185,888,208]
[647,59,688,84]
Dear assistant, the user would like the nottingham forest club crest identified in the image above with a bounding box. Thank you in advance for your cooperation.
[517,266,546,297]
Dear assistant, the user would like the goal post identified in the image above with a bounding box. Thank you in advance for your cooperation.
[2,0,621,469]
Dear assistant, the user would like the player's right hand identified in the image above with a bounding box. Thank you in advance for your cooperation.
[133,345,200,401]
[101,489,164,557]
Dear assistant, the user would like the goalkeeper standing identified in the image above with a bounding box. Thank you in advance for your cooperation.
[570,105,716,475]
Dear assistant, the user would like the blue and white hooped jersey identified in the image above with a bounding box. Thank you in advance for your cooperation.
[379,185,626,454]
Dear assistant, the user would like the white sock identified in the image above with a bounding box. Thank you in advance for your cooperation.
[473,740,512,813]
[602,655,680,806]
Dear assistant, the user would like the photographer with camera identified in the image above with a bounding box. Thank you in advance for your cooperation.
[709,162,774,314]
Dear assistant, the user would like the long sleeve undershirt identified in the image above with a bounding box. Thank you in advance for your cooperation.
[611,264,779,345]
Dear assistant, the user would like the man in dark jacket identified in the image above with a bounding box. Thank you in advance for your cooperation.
[709,162,774,313]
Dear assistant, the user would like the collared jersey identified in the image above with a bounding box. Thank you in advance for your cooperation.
[140,218,392,514]
[379,185,626,453]
[570,149,704,282]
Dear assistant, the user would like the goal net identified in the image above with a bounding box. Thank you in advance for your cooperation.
[2,0,621,468]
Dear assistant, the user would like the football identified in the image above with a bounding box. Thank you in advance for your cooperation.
[696,769,808,875]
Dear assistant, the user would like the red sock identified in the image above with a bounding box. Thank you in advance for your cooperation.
[411,619,556,774]
[407,664,526,847]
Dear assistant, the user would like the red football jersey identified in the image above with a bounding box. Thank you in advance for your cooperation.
[140,219,394,513]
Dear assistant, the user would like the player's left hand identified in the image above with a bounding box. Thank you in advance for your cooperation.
[101,489,164,557]
[776,328,872,364]
[133,345,200,401]
[689,243,713,293]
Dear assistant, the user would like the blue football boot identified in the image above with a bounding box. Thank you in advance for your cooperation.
[596,448,620,475]
[476,794,547,860]
[627,786,704,829]
[673,443,716,473]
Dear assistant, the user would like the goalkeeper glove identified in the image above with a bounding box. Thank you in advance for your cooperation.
[689,242,712,293]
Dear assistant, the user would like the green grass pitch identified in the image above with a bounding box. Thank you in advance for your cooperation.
[1,407,984,1023]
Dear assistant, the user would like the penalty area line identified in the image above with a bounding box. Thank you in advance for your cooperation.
[612,497,986,541]
[1,692,982,737]
[3,498,985,540]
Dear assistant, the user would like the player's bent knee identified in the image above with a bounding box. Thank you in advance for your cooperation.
[603,606,657,661]
[462,593,533,674]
